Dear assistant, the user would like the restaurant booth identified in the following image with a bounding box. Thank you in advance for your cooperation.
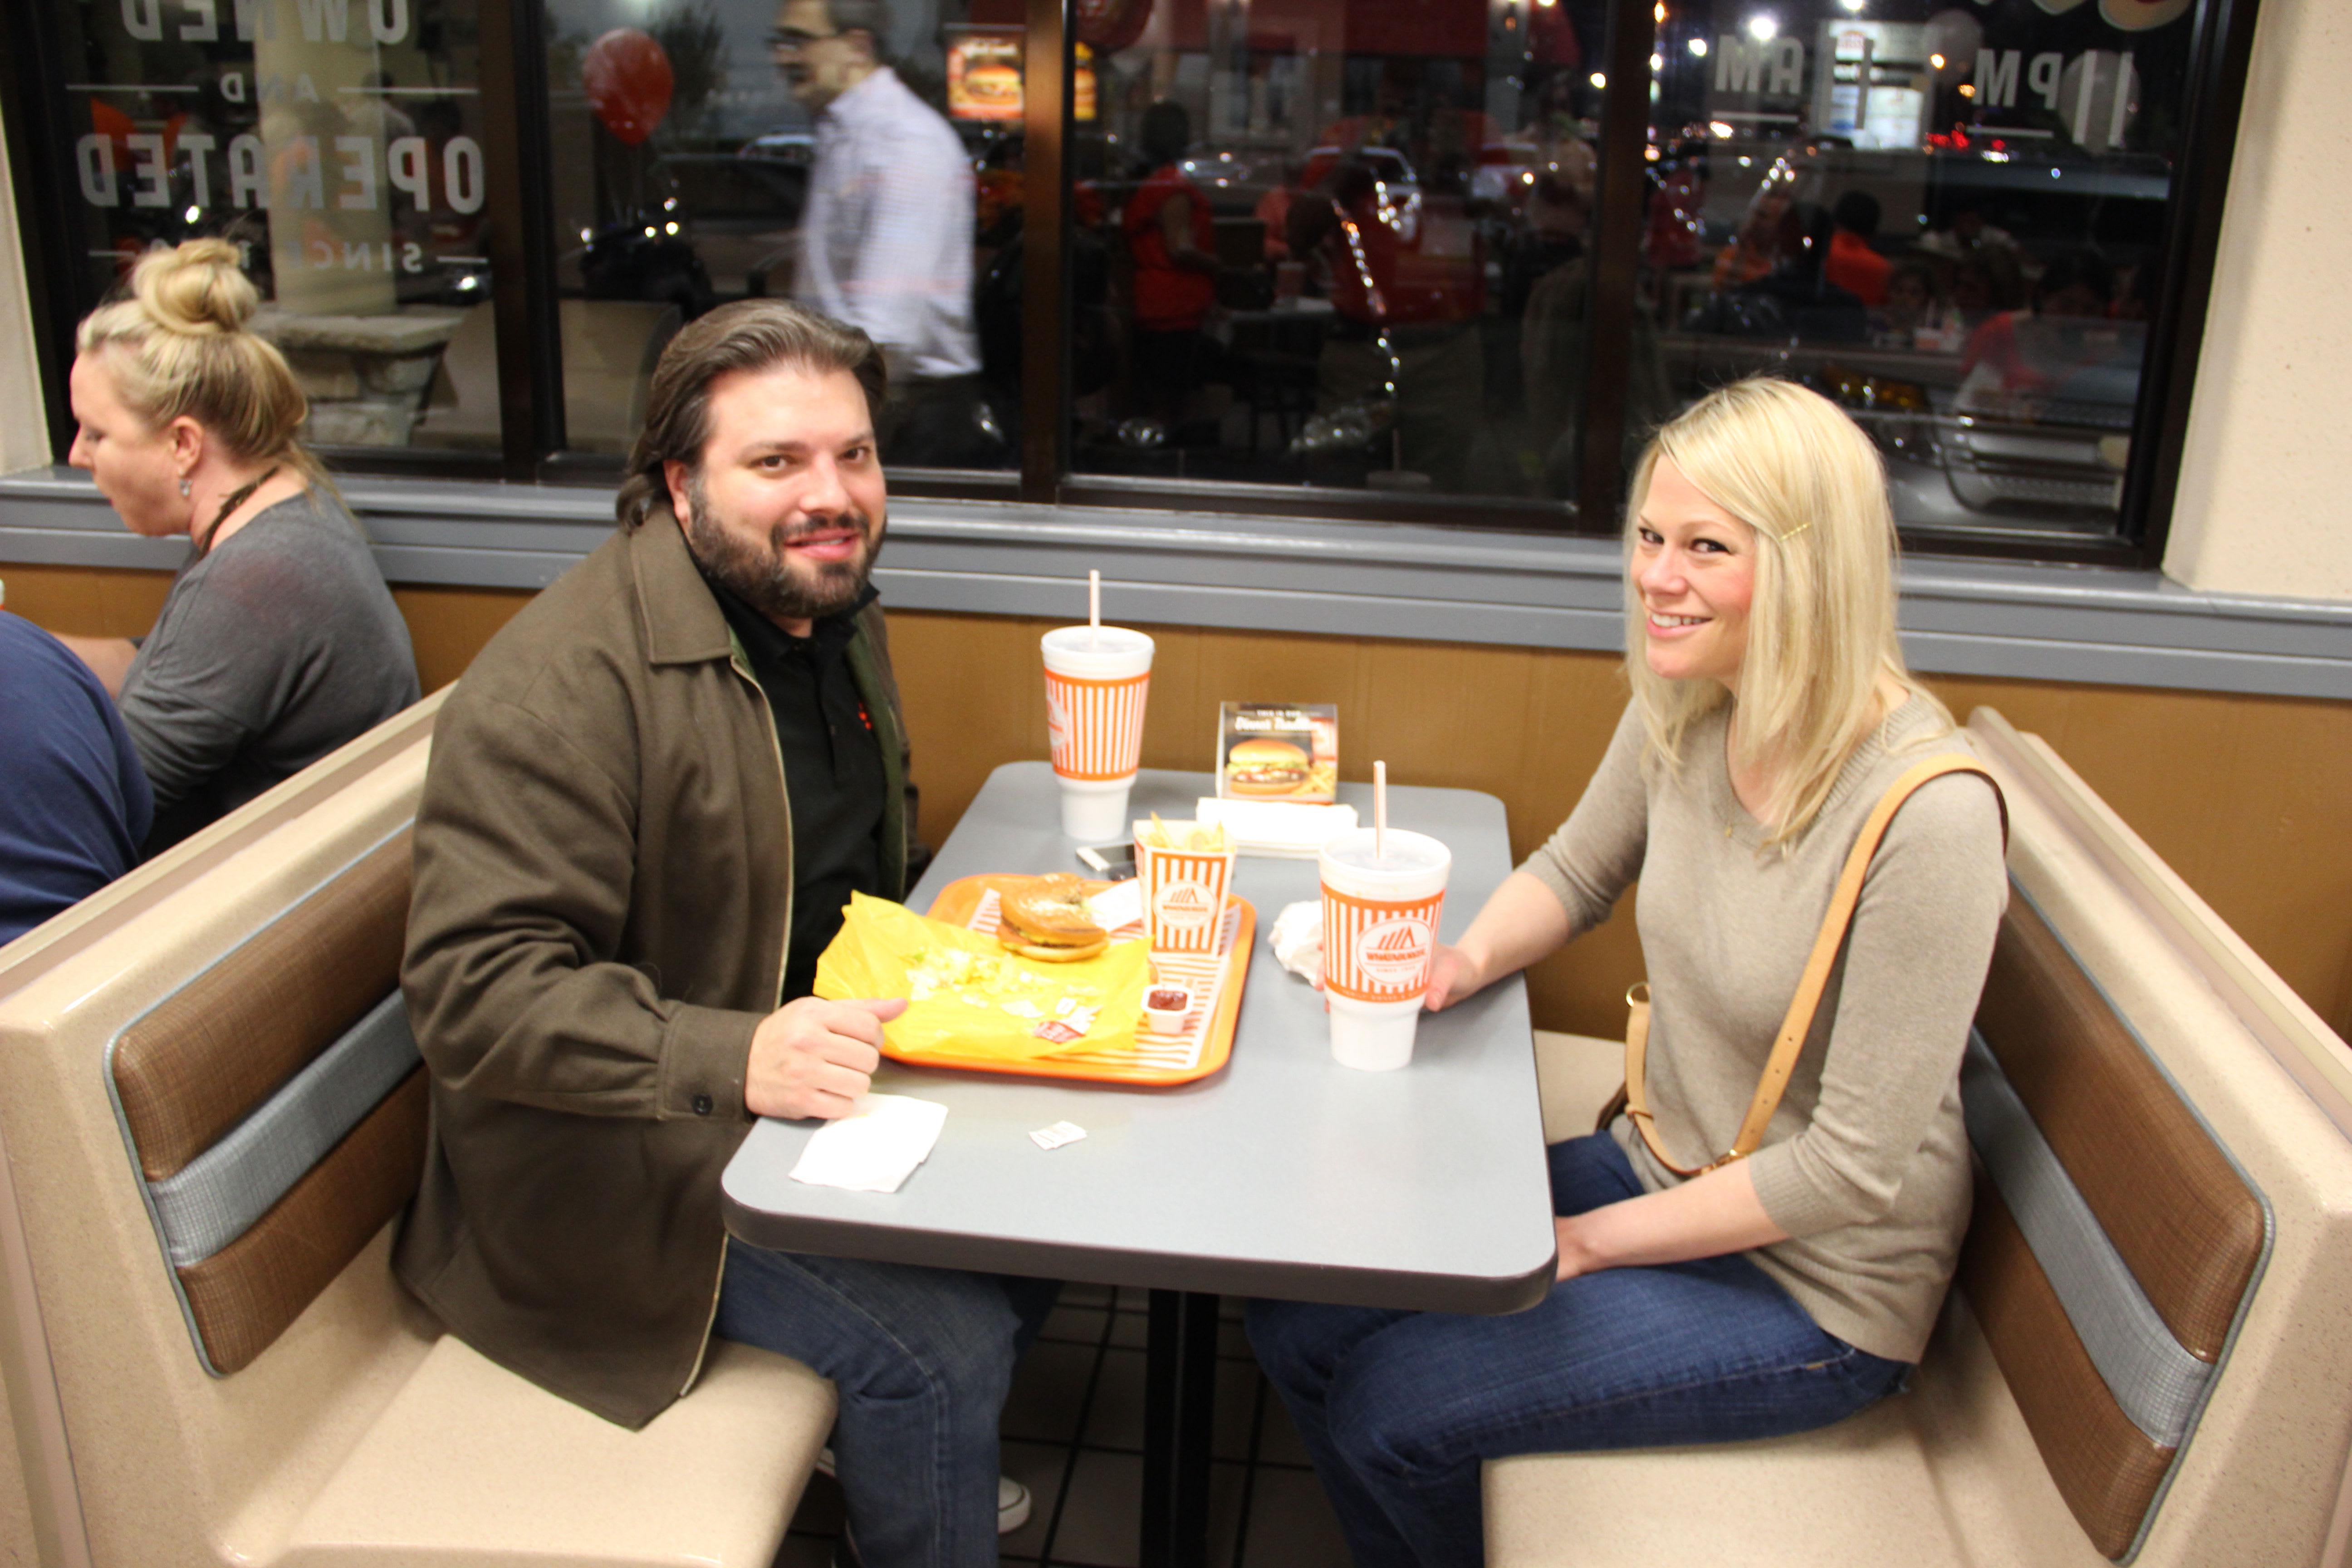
[7,0,2352,1558]
[0,657,2350,1565]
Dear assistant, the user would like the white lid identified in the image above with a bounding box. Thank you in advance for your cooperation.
[1041,625,1154,656]
[1322,828,1450,877]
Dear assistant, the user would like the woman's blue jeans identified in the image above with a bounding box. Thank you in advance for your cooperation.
[714,1240,1058,1568]
[1247,1132,1910,1568]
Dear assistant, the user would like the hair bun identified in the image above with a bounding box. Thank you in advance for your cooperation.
[132,237,259,337]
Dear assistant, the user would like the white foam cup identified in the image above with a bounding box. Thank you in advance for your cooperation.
[1318,828,1452,1071]
[1041,627,1154,838]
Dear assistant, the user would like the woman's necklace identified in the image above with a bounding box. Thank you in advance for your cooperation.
[194,466,280,556]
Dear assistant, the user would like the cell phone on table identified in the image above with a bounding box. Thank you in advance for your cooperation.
[1075,842,1137,880]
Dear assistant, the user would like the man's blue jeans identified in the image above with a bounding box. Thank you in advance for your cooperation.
[714,1240,1057,1568]
[1247,1133,1910,1568]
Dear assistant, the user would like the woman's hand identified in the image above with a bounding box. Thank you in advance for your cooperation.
[1419,872,1574,1014]
[1422,942,1484,1012]
[1549,1162,1789,1283]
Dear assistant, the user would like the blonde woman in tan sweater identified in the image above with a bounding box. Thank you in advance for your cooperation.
[1249,379,2007,1568]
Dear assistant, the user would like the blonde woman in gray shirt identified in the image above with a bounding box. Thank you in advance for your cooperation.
[1249,378,2007,1568]
[58,240,418,852]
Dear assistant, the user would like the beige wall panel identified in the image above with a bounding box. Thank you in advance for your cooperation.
[1927,675,2352,1041]
[387,584,542,696]
[2164,0,2352,600]
[5,573,2346,1041]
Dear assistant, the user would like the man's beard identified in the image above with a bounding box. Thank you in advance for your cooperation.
[683,473,884,624]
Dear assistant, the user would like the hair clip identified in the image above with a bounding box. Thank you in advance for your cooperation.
[1775,519,1813,541]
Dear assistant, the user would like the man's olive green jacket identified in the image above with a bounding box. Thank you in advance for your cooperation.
[395,510,913,1428]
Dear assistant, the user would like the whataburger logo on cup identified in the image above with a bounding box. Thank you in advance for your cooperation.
[1322,890,1446,1002]
[1043,666,1151,783]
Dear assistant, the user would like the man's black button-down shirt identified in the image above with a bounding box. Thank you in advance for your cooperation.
[708,578,886,1004]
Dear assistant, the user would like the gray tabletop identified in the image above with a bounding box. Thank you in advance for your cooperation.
[720,763,1558,1313]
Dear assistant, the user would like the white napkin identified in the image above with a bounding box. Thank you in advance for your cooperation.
[789,1093,949,1194]
[1196,798,1360,859]
[1084,879,1144,931]
[1269,900,1324,981]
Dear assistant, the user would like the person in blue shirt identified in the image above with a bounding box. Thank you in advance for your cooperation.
[0,609,153,945]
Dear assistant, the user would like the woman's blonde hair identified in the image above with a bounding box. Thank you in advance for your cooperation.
[74,238,323,485]
[1623,377,1951,848]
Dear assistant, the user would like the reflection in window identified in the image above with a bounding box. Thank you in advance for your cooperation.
[1070,0,1611,504]
[1652,0,2194,538]
[544,0,1018,468]
[56,0,499,451]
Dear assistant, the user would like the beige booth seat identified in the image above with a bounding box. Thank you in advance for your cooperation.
[0,692,834,1568]
[1498,708,2352,1568]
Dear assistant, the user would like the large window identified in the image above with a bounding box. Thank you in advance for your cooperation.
[10,0,503,452]
[1649,0,2200,544]
[0,0,2257,559]
[539,0,1019,468]
[1069,0,1611,509]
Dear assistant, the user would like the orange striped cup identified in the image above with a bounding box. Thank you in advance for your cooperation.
[1042,627,1154,838]
[1319,828,1451,1070]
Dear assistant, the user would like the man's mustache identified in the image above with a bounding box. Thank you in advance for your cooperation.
[769,514,874,547]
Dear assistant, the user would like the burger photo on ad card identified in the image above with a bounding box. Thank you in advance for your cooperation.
[1225,736,1313,797]
[1217,703,1338,803]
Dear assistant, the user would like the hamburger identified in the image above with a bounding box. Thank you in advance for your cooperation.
[998,874,1109,963]
[1225,736,1312,798]
[961,61,1022,112]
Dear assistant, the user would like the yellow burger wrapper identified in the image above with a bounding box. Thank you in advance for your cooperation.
[814,892,1149,1062]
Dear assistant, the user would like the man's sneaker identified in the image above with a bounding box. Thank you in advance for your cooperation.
[812,1447,1034,1535]
[997,1474,1034,1534]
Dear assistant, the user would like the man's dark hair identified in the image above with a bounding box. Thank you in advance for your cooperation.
[617,299,887,530]
[1832,190,1881,239]
[826,0,892,63]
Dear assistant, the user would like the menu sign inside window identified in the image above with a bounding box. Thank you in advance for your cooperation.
[1216,705,1339,804]
[946,32,1024,122]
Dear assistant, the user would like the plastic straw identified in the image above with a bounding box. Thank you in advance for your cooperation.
[1375,760,1387,859]
[1089,569,1101,649]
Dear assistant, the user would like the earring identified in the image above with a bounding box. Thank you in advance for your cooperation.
[178,477,192,497]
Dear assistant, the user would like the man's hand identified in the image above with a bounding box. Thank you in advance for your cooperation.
[745,996,908,1120]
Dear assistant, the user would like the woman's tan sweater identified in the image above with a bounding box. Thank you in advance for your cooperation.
[1521,698,2007,1362]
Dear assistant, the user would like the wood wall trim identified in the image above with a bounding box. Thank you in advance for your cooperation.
[5,573,2344,1044]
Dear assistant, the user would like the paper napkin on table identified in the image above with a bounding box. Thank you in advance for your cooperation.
[1196,798,1359,859]
[1085,878,1144,931]
[1269,900,1323,981]
[789,1093,949,1194]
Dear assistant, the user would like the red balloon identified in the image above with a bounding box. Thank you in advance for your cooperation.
[583,29,674,147]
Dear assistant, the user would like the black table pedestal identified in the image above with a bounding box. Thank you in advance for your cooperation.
[1141,1289,1221,1568]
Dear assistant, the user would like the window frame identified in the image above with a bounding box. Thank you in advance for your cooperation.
[2,0,2265,568]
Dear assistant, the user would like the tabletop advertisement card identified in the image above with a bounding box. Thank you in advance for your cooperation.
[1215,703,1338,804]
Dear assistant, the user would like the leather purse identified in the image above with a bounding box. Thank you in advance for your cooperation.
[1602,755,2003,1176]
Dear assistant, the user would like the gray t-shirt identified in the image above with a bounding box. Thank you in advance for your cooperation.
[121,487,420,851]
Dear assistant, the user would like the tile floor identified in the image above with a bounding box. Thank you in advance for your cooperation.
[770,1284,1352,1568]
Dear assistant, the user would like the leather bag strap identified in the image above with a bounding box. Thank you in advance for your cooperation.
[1623,755,2003,1178]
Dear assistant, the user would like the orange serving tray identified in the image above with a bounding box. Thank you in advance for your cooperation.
[899,874,1256,1086]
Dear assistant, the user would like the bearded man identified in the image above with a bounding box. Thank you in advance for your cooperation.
[397,300,1046,1568]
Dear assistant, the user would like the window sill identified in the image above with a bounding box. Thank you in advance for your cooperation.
[2,468,2345,700]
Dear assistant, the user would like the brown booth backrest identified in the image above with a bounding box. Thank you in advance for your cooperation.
[1961,893,2267,1559]
[109,829,426,1375]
